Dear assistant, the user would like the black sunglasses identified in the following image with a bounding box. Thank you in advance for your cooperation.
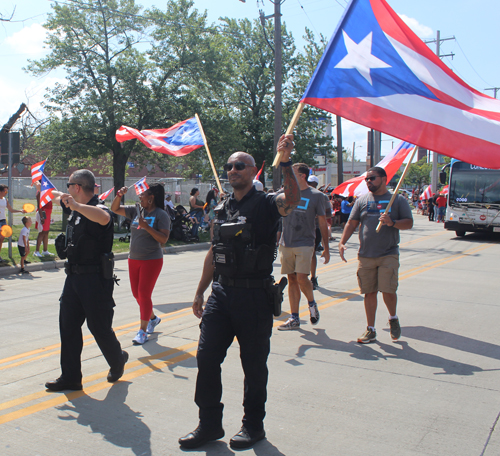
[224,162,248,172]
[66,182,80,188]
[365,176,380,182]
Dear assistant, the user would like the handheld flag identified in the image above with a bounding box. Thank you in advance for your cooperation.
[420,185,432,200]
[255,161,265,180]
[132,177,149,195]
[441,185,449,195]
[116,117,204,157]
[301,0,500,169]
[99,187,114,201]
[40,173,57,207]
[31,160,46,184]
[333,141,414,197]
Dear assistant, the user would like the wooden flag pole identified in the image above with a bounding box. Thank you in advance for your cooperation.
[375,145,418,233]
[272,102,305,167]
[195,113,224,195]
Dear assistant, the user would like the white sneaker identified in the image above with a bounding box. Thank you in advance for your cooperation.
[33,251,42,258]
[43,251,55,256]
[277,317,300,331]
[132,329,148,345]
[146,316,161,334]
[309,302,320,325]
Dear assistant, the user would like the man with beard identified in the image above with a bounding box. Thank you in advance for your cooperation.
[338,166,413,344]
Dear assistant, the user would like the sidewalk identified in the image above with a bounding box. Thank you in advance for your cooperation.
[0,241,211,277]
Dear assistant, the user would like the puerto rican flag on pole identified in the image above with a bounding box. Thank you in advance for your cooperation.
[116,117,204,157]
[301,0,500,169]
[40,173,57,207]
[99,187,115,201]
[31,160,46,184]
[333,141,414,197]
[441,185,449,195]
[420,185,432,200]
[133,177,149,195]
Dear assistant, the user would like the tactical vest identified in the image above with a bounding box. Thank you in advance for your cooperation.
[212,191,277,279]
[66,195,114,265]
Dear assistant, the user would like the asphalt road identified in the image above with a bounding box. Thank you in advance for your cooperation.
[1,216,499,456]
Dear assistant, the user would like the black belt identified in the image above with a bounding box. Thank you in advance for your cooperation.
[65,263,101,275]
[217,275,273,289]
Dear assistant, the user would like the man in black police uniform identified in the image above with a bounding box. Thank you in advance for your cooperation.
[179,135,300,450]
[45,169,128,392]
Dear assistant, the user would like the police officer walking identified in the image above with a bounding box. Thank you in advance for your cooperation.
[179,135,300,450]
[45,169,128,392]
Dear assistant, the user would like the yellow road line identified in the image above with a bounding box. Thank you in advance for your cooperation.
[0,238,495,424]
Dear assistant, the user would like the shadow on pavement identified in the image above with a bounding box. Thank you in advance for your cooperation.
[394,325,500,361]
[294,327,487,375]
[56,382,151,456]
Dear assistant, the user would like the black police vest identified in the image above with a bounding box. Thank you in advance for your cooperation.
[212,191,276,279]
[66,195,114,265]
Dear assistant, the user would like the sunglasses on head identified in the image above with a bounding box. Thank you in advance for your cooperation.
[365,176,380,182]
[223,162,248,172]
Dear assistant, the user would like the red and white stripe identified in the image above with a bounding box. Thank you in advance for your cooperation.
[31,160,46,184]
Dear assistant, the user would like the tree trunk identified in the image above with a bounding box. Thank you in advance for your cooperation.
[112,143,129,193]
[1,103,27,133]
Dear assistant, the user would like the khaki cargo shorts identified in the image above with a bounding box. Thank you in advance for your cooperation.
[280,245,315,275]
[357,254,399,294]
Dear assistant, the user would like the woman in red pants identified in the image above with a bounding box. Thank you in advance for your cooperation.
[111,183,171,345]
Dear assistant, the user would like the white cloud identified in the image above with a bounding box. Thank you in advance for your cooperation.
[399,14,433,39]
[4,23,47,55]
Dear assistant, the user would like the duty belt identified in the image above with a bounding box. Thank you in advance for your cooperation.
[64,262,101,275]
[217,275,273,289]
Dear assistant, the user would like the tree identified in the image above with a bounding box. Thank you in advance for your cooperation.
[406,157,432,190]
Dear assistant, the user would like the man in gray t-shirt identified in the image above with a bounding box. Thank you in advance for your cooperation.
[278,163,330,331]
[338,166,413,344]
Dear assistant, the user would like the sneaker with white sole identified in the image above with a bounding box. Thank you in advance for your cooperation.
[309,302,320,325]
[277,317,300,331]
[357,327,377,344]
[33,251,42,258]
[42,251,55,256]
[146,316,161,334]
[132,329,148,345]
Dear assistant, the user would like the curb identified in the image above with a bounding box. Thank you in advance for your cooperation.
[0,242,211,278]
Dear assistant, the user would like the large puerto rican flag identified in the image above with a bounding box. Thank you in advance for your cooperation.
[301,0,500,169]
[333,140,414,197]
[116,117,204,157]
[40,173,57,207]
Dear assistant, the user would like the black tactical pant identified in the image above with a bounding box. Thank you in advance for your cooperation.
[195,282,274,432]
[59,272,123,382]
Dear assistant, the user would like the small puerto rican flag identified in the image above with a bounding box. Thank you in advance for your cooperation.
[40,173,57,207]
[133,177,149,195]
[31,160,46,184]
[99,187,115,201]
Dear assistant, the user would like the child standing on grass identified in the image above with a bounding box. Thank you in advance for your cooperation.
[18,216,32,274]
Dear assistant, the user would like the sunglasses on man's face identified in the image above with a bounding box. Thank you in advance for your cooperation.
[223,162,248,172]
[66,182,80,188]
[365,176,380,182]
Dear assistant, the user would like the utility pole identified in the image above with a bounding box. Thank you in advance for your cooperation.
[485,88,500,99]
[425,30,455,194]
[336,115,343,185]
[272,0,282,191]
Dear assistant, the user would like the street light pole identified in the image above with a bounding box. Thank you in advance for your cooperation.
[272,0,283,191]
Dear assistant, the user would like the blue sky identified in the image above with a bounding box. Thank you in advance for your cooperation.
[1,0,498,159]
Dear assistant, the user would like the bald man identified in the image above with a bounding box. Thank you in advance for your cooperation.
[179,136,300,450]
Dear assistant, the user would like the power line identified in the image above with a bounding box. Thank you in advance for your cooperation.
[454,37,495,88]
